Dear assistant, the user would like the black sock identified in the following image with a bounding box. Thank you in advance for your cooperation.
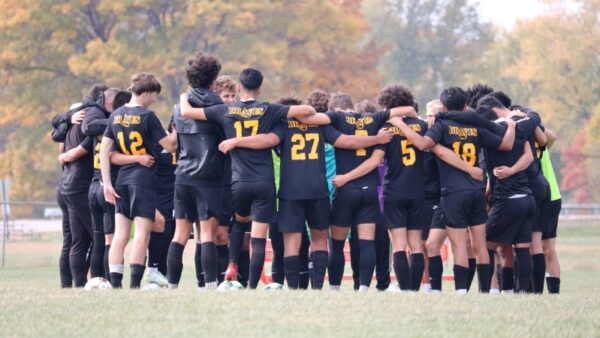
[410,253,425,291]
[147,231,163,269]
[229,222,248,263]
[201,242,218,284]
[488,250,496,288]
[166,242,184,285]
[328,239,346,287]
[466,258,477,292]
[103,244,111,280]
[130,264,145,289]
[238,250,250,287]
[248,238,266,289]
[454,265,469,291]
[270,247,285,285]
[109,272,123,288]
[90,231,105,278]
[393,251,410,290]
[311,251,328,290]
[477,264,491,293]
[284,255,300,289]
[216,244,229,283]
[531,253,546,294]
[358,240,375,288]
[546,276,560,294]
[195,243,205,287]
[515,248,532,293]
[500,267,515,291]
[299,232,310,289]
[428,255,443,291]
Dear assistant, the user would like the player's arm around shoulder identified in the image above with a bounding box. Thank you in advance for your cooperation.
[333,149,385,188]
[179,93,208,120]
[388,116,434,151]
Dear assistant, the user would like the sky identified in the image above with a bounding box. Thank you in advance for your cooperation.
[475,0,581,29]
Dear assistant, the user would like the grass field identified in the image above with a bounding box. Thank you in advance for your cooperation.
[1,223,599,337]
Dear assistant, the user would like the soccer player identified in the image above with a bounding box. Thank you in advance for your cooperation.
[179,68,317,289]
[100,73,177,288]
[390,86,515,294]
[51,84,113,287]
[165,52,225,290]
[82,87,120,280]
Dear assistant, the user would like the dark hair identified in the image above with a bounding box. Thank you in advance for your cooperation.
[239,68,263,90]
[113,91,132,110]
[377,85,414,110]
[414,101,419,113]
[168,115,175,133]
[185,52,221,89]
[129,73,161,95]
[276,95,302,105]
[466,83,494,109]
[440,86,467,111]
[306,89,329,113]
[214,75,237,95]
[328,92,354,111]
[509,104,523,111]
[477,95,505,110]
[355,100,378,113]
[474,105,498,121]
[87,84,109,101]
[490,91,512,108]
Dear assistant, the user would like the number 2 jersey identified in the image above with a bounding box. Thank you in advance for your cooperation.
[425,116,503,195]
[272,121,342,200]
[103,105,167,187]
[382,117,428,200]
[203,100,289,183]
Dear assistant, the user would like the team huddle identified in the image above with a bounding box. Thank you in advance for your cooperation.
[52,52,562,294]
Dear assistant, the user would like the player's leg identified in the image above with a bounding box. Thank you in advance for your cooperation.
[299,229,311,289]
[198,216,220,289]
[543,199,561,294]
[166,218,191,288]
[441,192,471,293]
[283,231,302,289]
[329,225,350,290]
[88,181,106,279]
[65,192,93,287]
[349,224,360,290]
[227,181,253,281]
[425,228,446,293]
[468,224,491,293]
[108,212,132,288]
[247,181,277,289]
[130,216,153,288]
[408,230,424,291]
[305,197,330,290]
[530,185,550,293]
[388,228,409,290]
[497,244,515,293]
[269,222,285,285]
[103,201,116,280]
[146,210,167,287]
[215,224,229,283]
[158,211,175,276]
[356,222,376,292]
[374,219,391,291]
[57,190,73,288]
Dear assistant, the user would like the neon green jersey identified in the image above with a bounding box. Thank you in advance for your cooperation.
[541,149,561,201]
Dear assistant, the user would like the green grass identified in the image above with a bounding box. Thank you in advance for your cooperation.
[1,223,599,337]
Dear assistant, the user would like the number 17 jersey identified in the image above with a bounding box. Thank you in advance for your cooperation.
[103,105,167,187]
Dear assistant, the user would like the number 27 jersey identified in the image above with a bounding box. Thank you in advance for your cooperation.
[103,105,167,187]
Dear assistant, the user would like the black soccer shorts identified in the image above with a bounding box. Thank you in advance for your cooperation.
[531,183,551,233]
[330,186,380,227]
[486,195,535,245]
[383,198,427,231]
[440,189,487,229]
[421,198,443,240]
[89,180,115,234]
[231,181,277,223]
[278,198,330,233]
[115,184,156,220]
[542,199,561,240]
[174,184,223,222]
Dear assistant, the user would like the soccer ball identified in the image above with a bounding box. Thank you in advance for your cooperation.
[217,281,245,291]
[264,282,285,290]
[84,277,112,290]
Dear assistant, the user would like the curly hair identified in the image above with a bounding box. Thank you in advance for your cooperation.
[466,83,494,109]
[490,91,512,109]
[355,100,378,113]
[440,86,467,111]
[276,94,302,105]
[185,52,221,89]
[328,91,354,111]
[214,75,237,95]
[377,85,414,110]
[306,89,329,113]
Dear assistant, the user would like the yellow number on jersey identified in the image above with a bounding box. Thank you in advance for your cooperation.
[93,143,101,169]
[452,141,477,166]
[291,133,320,160]
[116,131,147,155]
[355,130,369,156]
[534,141,542,159]
[234,120,259,138]
[400,140,416,166]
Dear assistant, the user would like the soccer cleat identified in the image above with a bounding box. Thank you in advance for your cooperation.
[217,280,245,291]
[264,283,285,290]
[145,270,168,287]
[224,262,238,281]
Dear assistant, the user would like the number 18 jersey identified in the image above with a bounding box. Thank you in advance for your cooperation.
[104,105,167,187]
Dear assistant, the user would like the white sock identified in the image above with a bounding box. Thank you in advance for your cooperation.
[330,285,341,291]
[205,282,218,289]
[109,264,124,274]
[423,283,432,293]
[490,288,500,294]
[358,285,369,292]
[456,289,467,295]
[167,283,178,289]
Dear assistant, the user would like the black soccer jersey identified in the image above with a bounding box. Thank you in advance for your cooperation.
[155,145,176,210]
[426,118,503,195]
[203,100,290,182]
[272,121,332,200]
[382,117,428,200]
[104,105,167,187]
[423,151,441,200]
[91,135,119,183]
[326,111,390,189]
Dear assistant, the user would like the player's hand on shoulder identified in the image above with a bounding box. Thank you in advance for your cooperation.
[493,166,514,180]
[468,166,484,181]
[376,127,394,144]
[219,138,238,154]
[103,185,120,205]
[71,110,86,124]
[137,154,155,168]
[58,153,66,166]
[426,115,436,128]
[332,175,348,188]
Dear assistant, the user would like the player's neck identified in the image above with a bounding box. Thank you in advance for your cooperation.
[126,97,145,108]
